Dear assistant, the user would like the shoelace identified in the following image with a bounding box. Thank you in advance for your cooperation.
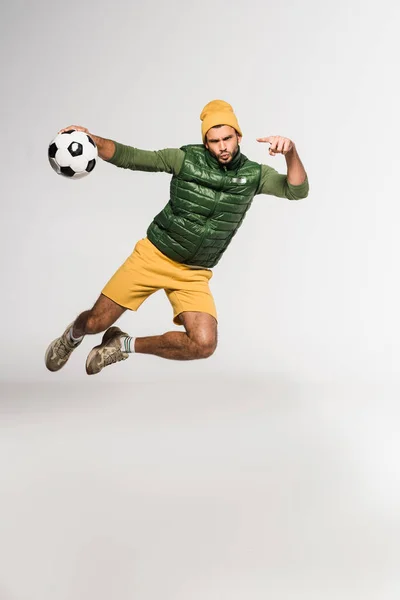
[54,338,73,359]
[104,350,124,367]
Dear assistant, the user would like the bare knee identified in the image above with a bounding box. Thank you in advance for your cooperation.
[85,314,107,335]
[194,334,217,359]
[76,295,126,336]
[84,311,117,335]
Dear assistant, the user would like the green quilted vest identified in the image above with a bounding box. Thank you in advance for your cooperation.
[147,144,261,268]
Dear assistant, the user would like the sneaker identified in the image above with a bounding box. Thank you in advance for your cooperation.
[86,326,129,375]
[45,322,82,372]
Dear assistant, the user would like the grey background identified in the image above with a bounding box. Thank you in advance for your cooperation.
[1,0,399,598]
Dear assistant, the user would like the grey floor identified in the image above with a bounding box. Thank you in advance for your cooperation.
[0,378,399,599]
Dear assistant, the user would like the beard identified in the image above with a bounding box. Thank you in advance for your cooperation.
[210,142,240,164]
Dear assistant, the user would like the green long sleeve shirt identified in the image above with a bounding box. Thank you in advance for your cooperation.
[108,142,309,200]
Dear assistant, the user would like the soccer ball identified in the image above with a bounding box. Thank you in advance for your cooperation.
[48,130,98,179]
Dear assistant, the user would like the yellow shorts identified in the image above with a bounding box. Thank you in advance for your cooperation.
[102,238,217,325]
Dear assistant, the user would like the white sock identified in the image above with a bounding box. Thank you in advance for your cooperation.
[120,336,135,353]
[67,326,84,345]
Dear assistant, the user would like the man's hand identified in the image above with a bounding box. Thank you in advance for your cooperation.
[57,125,115,161]
[256,136,294,157]
[58,125,90,135]
[257,135,307,186]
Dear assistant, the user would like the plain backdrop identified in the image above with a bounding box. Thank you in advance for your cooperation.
[1,0,400,598]
[1,0,399,384]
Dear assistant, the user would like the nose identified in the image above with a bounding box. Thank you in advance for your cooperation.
[218,140,227,151]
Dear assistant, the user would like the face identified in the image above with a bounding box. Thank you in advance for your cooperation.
[205,125,242,165]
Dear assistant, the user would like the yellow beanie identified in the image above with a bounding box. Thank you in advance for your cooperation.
[200,99,242,142]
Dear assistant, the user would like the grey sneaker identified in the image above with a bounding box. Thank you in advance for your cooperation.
[45,322,82,372]
[86,326,129,375]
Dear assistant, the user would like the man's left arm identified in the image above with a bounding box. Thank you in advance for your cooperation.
[256,136,309,200]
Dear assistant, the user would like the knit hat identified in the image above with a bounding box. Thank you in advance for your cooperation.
[200,99,242,142]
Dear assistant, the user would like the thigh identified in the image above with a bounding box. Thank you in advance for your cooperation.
[165,273,217,326]
[101,239,160,311]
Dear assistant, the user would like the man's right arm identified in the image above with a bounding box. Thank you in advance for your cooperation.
[108,141,185,175]
[57,126,185,175]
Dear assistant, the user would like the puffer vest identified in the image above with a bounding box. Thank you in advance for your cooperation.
[147,144,261,268]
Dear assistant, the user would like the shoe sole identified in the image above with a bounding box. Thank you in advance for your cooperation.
[45,336,69,372]
[85,344,104,375]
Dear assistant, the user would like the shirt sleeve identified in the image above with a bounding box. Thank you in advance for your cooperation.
[107,142,185,175]
[256,164,309,200]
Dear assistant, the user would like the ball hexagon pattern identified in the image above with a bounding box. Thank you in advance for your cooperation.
[48,130,98,179]
[68,141,83,157]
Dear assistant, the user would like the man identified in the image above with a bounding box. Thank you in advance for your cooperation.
[45,100,309,375]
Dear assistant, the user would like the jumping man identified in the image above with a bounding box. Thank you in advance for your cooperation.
[45,100,309,375]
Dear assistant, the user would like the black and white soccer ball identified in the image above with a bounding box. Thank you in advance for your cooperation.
[48,130,98,179]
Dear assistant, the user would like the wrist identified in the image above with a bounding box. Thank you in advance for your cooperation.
[90,134,103,148]
[285,144,297,159]
[90,135,115,161]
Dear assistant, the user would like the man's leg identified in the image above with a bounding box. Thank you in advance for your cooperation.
[72,294,127,336]
[84,240,218,373]
[85,311,217,375]
[135,311,217,360]
[45,294,126,372]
